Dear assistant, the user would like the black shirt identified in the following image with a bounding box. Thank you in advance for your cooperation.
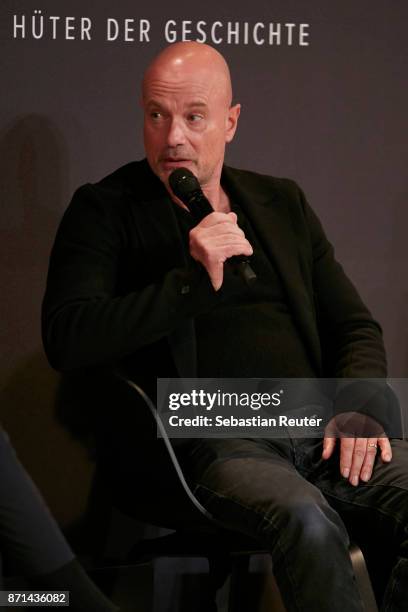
[173,200,317,378]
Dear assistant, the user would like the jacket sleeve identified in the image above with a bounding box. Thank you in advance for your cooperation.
[42,184,221,371]
[294,186,399,433]
[297,186,387,379]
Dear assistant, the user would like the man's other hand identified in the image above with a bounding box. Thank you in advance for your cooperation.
[189,212,253,291]
[322,412,392,486]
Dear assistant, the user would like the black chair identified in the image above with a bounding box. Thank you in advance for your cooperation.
[70,375,380,612]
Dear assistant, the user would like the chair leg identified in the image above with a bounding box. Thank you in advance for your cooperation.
[349,544,378,612]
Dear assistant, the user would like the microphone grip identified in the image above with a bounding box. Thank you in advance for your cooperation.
[184,190,257,286]
[229,256,257,286]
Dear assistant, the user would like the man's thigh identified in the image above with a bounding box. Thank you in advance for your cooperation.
[311,438,408,526]
[182,437,366,612]
[184,438,348,543]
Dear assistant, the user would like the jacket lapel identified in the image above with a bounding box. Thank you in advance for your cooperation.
[129,168,197,378]
[164,199,198,378]
[222,166,323,374]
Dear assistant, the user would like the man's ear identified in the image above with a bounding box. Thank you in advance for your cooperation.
[225,103,241,143]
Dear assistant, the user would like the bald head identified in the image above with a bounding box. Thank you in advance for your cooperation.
[143,42,233,107]
[142,42,240,193]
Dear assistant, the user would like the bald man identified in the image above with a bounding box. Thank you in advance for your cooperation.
[43,43,408,611]
[142,43,249,291]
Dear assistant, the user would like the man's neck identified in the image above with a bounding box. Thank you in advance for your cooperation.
[202,185,231,213]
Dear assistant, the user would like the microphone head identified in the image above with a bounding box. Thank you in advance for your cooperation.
[169,168,200,202]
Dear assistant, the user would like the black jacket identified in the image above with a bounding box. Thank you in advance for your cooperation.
[42,158,386,380]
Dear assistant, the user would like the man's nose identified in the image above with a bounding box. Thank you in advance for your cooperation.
[166,117,186,147]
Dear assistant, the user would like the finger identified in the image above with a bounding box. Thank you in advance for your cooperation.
[208,260,224,291]
[360,438,378,482]
[213,232,246,245]
[322,436,336,459]
[339,437,356,479]
[378,437,392,463]
[221,242,253,258]
[349,438,368,486]
[193,224,245,243]
[212,223,245,237]
[199,212,237,228]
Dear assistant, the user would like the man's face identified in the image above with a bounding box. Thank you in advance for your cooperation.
[143,65,240,192]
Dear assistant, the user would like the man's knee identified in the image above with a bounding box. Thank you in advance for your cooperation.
[266,499,350,551]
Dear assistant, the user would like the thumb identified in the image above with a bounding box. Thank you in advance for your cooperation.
[209,261,224,291]
[322,436,336,460]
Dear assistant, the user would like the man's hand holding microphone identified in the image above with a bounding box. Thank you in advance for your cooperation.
[169,168,256,290]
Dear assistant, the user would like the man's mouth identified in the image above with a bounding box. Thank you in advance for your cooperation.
[161,158,192,169]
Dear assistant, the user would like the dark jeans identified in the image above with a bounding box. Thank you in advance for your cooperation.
[181,436,408,612]
[0,429,73,580]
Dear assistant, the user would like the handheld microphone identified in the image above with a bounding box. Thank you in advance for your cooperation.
[169,168,257,286]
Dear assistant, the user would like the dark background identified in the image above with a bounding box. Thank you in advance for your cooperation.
[0,0,407,529]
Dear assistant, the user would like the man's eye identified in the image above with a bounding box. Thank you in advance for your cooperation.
[150,111,163,120]
[188,114,203,122]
